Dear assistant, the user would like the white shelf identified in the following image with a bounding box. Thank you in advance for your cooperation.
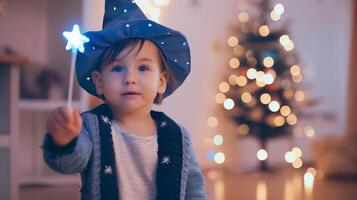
[19,99,82,111]
[19,175,81,187]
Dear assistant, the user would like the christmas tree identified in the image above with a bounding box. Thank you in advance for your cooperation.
[216,0,306,171]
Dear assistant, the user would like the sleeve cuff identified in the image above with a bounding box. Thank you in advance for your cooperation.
[42,133,78,156]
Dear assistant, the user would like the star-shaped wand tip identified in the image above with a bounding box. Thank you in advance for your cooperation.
[63,24,90,53]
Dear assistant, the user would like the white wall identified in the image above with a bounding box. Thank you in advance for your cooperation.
[81,0,354,170]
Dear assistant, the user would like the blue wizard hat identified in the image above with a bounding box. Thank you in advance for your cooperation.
[76,0,191,99]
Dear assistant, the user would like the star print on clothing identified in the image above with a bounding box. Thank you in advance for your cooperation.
[101,115,111,125]
[104,165,113,175]
[160,121,167,128]
[161,156,171,165]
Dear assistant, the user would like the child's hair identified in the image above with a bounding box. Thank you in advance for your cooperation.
[97,38,176,105]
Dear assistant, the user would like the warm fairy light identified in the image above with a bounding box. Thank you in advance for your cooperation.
[264,73,274,84]
[207,117,218,128]
[280,105,291,116]
[274,4,285,15]
[237,76,248,87]
[287,114,298,125]
[292,74,303,83]
[263,56,274,68]
[274,116,285,127]
[224,98,235,110]
[213,135,224,146]
[260,93,272,104]
[292,147,303,158]
[247,68,257,79]
[290,65,301,76]
[266,69,277,79]
[228,36,239,47]
[238,124,250,135]
[256,80,266,87]
[305,126,316,138]
[247,57,258,66]
[284,40,294,51]
[292,158,303,168]
[295,90,305,102]
[245,50,254,58]
[270,10,281,21]
[233,45,244,56]
[304,172,314,186]
[215,93,226,104]
[257,149,268,161]
[256,71,265,82]
[279,35,290,46]
[283,89,294,99]
[241,92,252,103]
[238,12,250,23]
[269,101,280,112]
[214,152,225,164]
[229,57,240,69]
[285,151,296,163]
[228,74,238,85]
[307,167,317,177]
[219,82,230,93]
[259,25,270,37]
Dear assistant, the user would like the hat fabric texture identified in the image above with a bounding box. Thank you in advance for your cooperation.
[76,0,191,99]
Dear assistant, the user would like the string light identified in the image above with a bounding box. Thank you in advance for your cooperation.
[215,93,226,104]
[207,117,218,128]
[214,152,225,164]
[287,114,298,125]
[228,74,238,85]
[280,105,291,116]
[292,158,303,168]
[228,36,239,47]
[270,10,281,21]
[219,82,230,93]
[213,135,224,146]
[229,57,240,69]
[285,151,296,163]
[257,149,268,161]
[260,93,272,104]
[238,12,250,23]
[224,98,235,110]
[305,126,316,138]
[263,56,274,68]
[295,90,305,102]
[259,25,270,37]
[274,4,285,15]
[274,116,285,127]
[238,124,250,135]
[241,92,252,103]
[247,68,257,79]
[237,76,248,87]
[269,101,280,112]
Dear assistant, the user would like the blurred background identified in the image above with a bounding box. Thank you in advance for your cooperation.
[0,0,356,199]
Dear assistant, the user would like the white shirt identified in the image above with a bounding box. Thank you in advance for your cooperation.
[111,120,158,200]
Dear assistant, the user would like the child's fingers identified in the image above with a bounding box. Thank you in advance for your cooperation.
[60,105,74,123]
[73,109,82,128]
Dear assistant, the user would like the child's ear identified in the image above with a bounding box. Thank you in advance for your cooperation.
[92,71,104,95]
[157,72,167,94]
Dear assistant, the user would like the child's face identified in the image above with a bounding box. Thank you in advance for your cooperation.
[92,40,167,112]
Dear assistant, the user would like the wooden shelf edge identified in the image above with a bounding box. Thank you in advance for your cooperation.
[0,54,31,65]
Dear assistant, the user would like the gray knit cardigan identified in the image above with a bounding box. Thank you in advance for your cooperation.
[43,108,207,200]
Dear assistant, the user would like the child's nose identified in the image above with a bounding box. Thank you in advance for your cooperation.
[123,70,137,85]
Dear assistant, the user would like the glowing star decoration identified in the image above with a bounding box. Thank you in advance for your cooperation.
[63,24,89,53]
[62,24,89,106]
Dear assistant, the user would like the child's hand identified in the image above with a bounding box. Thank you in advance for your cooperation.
[46,105,82,146]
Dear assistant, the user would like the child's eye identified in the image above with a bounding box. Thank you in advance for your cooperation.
[138,65,149,71]
[112,66,124,72]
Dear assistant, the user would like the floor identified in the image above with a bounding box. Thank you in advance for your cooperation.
[20,167,357,200]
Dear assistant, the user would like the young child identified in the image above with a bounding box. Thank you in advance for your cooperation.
[42,0,207,200]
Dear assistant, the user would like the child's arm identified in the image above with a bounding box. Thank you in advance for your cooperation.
[42,105,92,174]
[180,126,207,200]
